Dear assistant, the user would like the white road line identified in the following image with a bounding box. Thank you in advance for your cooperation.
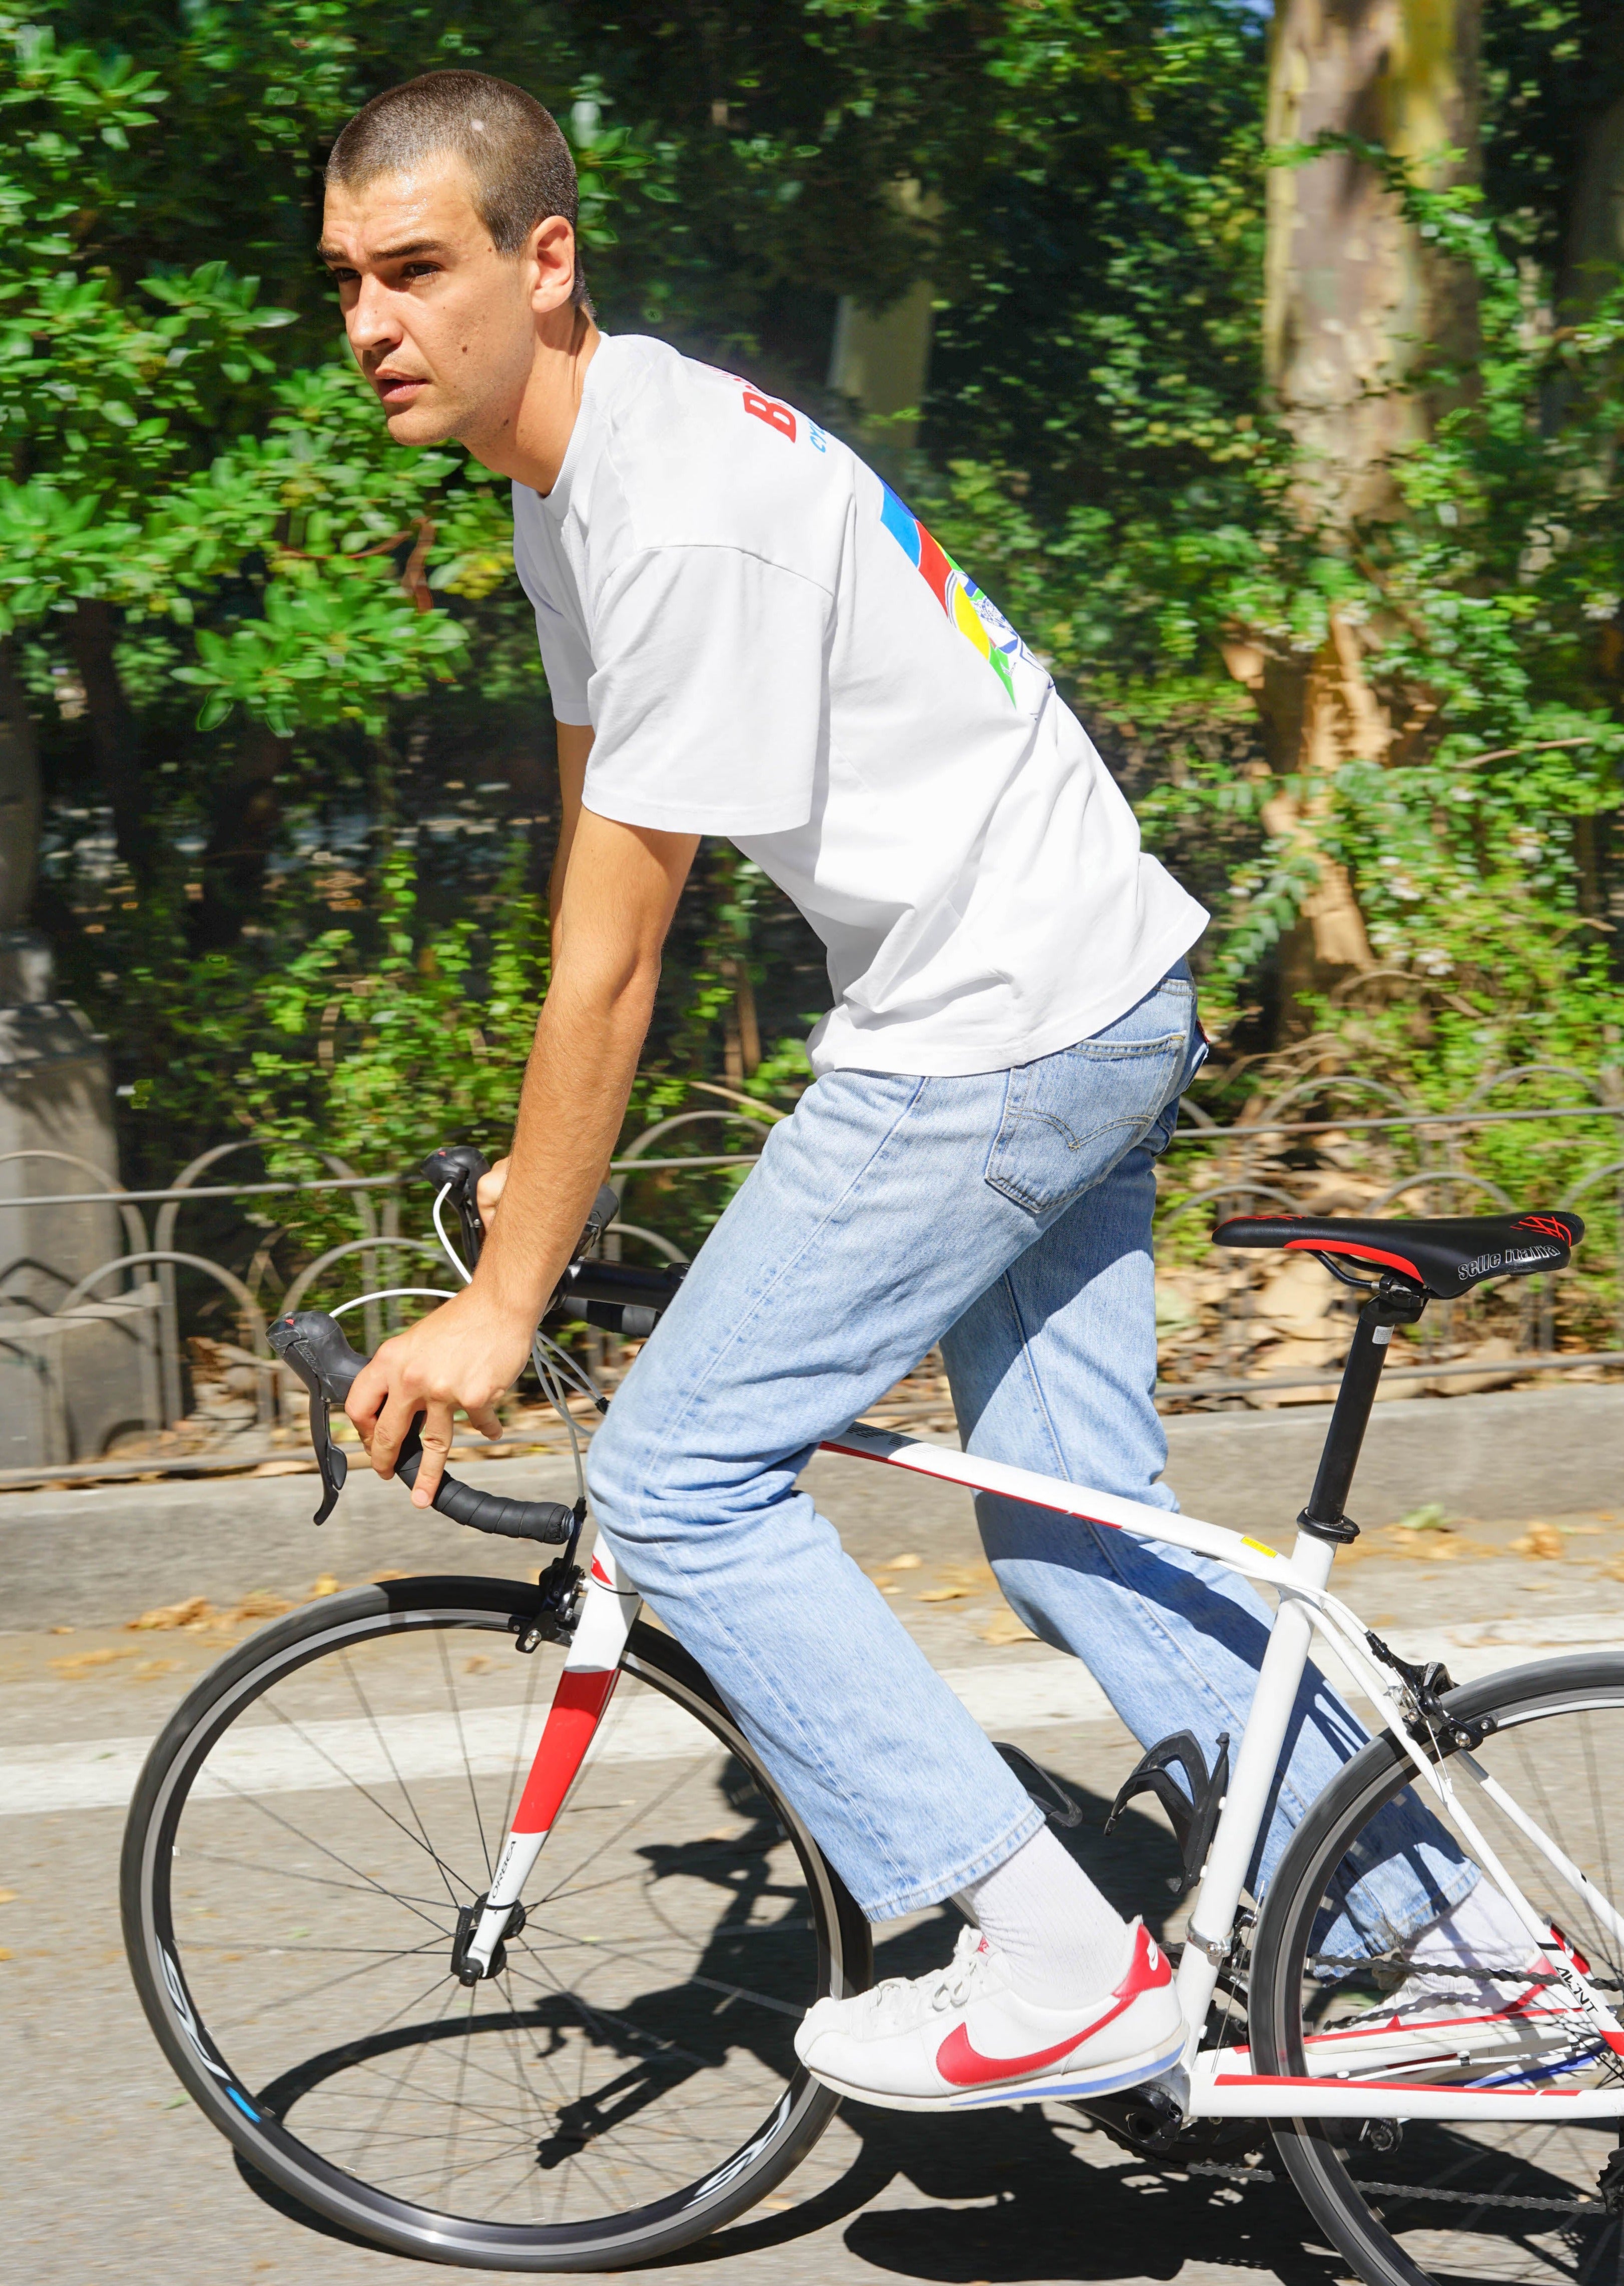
[4,1626,1620,1817]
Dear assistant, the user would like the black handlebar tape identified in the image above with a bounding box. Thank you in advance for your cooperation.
[555,1259,686,1312]
[394,1429,575,1544]
[269,1310,573,1545]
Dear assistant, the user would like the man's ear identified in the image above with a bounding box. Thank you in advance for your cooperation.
[527,215,579,316]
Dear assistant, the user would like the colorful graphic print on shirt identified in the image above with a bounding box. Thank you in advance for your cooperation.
[726,373,1029,703]
[878,484,1028,703]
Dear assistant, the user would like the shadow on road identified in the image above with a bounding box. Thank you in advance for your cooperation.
[228,1747,1587,2283]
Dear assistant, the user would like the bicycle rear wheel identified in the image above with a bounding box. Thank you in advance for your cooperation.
[121,1574,870,2271]
[1249,1654,1624,2286]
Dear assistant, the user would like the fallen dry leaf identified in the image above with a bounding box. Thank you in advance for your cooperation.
[918,1586,976,1603]
[1512,1523,1564,1560]
[882,1553,923,1571]
[980,1615,1037,1646]
[464,1655,492,1675]
[52,1646,138,1676]
[309,1574,341,1597]
[0,1948,12,1962]
[251,1459,313,1477]
[227,1590,292,1623]
[0,1890,18,1905]
[47,1625,73,1637]
[369,1568,410,1582]
[134,1658,180,1680]
[128,1596,213,1632]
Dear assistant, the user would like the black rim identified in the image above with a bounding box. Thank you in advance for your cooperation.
[122,1581,862,2265]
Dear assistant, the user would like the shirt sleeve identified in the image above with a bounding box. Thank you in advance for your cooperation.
[531,598,594,727]
[581,545,832,836]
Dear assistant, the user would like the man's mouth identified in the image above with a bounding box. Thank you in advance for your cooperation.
[373,370,428,407]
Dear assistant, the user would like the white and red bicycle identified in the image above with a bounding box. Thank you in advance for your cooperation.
[122,1150,1624,2284]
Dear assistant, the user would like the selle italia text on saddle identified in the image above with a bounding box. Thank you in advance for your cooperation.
[1212,1210,1583,1302]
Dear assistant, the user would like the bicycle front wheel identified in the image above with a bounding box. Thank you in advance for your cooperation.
[121,1574,870,2271]
[1249,1653,1624,2286]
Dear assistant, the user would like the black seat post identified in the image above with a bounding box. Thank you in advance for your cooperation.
[1299,1279,1428,1543]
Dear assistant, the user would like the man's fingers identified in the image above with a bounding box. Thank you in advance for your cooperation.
[367,1382,422,1481]
[344,1355,389,1445]
[477,1156,510,1234]
[467,1404,503,1442]
[409,1402,456,1508]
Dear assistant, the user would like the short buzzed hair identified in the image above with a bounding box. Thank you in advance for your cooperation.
[327,71,588,304]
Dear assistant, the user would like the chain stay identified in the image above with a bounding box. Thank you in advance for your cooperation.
[1185,2161,1605,2215]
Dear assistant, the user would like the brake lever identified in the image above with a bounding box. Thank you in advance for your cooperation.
[419,1144,491,1272]
[268,1310,370,1525]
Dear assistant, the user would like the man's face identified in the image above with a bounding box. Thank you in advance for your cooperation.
[320,157,560,449]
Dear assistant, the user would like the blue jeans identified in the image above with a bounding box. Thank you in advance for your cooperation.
[590,966,1471,1944]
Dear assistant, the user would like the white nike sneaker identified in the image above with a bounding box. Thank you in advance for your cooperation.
[794,1918,1186,2113]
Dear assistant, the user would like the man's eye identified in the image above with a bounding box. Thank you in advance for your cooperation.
[401,263,439,281]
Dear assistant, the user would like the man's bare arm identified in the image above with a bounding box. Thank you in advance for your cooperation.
[346,800,698,1504]
[549,721,592,935]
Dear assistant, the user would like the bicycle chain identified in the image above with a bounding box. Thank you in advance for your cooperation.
[1185,2161,1603,2215]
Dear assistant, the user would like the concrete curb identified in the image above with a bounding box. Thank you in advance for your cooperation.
[1,1384,1617,1631]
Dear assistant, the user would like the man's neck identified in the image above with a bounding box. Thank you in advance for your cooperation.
[465,307,601,495]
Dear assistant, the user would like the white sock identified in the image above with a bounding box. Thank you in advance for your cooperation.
[1410,1879,1541,1978]
[954,1824,1130,2006]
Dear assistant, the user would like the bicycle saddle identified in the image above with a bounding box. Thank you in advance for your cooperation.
[1212,1209,1582,1300]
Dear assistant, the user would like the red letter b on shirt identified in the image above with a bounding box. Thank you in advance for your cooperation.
[742,389,796,442]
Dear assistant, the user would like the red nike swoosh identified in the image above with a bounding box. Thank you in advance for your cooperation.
[936,1987,1134,2088]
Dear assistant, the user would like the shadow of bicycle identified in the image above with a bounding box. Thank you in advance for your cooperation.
[232,1745,1609,2283]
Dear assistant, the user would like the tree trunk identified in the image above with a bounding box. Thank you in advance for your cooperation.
[1561,92,1624,319]
[0,639,41,934]
[1244,0,1481,1034]
[1266,0,1481,521]
[190,723,290,951]
[68,600,145,877]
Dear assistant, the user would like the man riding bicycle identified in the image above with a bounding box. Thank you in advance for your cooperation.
[324,69,1538,2112]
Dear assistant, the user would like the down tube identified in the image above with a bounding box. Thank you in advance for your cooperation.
[1176,1535,1336,2065]
[463,1543,643,1976]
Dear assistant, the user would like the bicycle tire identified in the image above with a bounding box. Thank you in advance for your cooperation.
[1249,1652,1624,2286]
[121,1575,871,2271]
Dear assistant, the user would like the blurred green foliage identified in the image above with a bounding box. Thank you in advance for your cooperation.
[5,0,1624,1311]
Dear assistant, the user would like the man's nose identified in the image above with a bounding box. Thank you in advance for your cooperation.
[348,275,402,355]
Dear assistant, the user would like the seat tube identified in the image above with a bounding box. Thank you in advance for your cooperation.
[1175,1537,1335,2041]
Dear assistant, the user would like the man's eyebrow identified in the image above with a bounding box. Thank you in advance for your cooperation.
[317,238,453,267]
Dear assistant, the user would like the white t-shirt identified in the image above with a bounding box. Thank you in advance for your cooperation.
[512,333,1206,1077]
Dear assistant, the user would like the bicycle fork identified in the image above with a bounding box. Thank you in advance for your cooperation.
[458,1542,643,1980]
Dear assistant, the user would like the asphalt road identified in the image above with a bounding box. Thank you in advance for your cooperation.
[7,1449,1624,2285]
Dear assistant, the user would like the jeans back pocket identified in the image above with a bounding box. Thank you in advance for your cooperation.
[985,990,1194,1218]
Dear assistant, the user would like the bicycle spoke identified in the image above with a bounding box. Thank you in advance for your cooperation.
[256,1692,481,1903]
[436,1628,493,1886]
[1275,1668,1624,2285]
[337,1645,465,1919]
[194,1760,473,1933]
[141,1598,838,2243]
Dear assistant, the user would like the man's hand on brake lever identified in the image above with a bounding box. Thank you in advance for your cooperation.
[477,1155,510,1234]
[345,1287,530,1507]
